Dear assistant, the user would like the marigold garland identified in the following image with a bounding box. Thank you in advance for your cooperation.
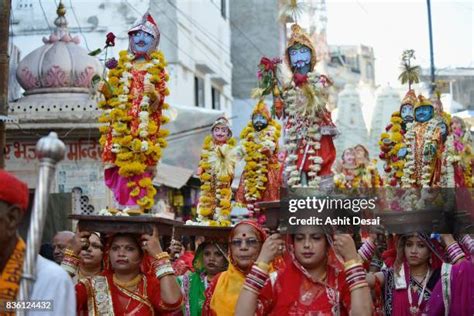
[98,50,169,210]
[240,117,281,207]
[379,113,407,186]
[196,136,237,227]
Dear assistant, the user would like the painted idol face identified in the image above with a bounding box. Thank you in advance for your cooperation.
[212,124,230,143]
[288,44,312,75]
[130,30,154,55]
[400,104,414,123]
[415,106,434,123]
[252,114,268,132]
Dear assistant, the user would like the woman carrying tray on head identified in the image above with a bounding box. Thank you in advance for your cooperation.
[235,226,372,316]
[62,232,105,284]
[62,227,182,315]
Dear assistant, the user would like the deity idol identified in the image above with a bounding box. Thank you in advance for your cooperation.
[401,95,444,188]
[282,24,337,189]
[195,117,237,226]
[236,101,281,218]
[97,13,170,214]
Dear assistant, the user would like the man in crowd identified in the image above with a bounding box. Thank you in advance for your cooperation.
[0,170,75,315]
[52,230,74,264]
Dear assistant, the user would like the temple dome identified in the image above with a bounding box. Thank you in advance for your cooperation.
[16,2,102,95]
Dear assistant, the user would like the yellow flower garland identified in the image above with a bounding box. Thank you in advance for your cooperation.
[379,113,407,185]
[240,119,281,206]
[197,135,236,227]
[98,50,169,210]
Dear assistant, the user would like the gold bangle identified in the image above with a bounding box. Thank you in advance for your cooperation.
[344,259,362,271]
[350,282,369,292]
[154,252,170,261]
[255,261,270,273]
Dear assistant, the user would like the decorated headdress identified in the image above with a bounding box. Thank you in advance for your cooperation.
[211,116,232,137]
[285,24,317,71]
[414,94,433,110]
[252,100,272,121]
[128,12,160,51]
[401,89,418,107]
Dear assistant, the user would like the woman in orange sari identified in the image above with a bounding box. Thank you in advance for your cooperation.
[235,226,372,315]
[63,228,182,315]
[202,220,273,316]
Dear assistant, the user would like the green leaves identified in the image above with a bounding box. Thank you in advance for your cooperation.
[88,48,103,56]
[399,49,420,89]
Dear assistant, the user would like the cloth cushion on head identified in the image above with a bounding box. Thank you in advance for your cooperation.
[0,170,29,211]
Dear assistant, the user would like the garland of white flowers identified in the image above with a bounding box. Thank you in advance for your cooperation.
[441,135,456,187]
[401,119,440,188]
[284,71,327,188]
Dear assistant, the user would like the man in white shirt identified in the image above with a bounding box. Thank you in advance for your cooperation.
[0,170,76,315]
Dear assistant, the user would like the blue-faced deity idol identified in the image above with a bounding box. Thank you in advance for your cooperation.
[415,105,434,123]
[130,30,155,56]
[400,104,414,123]
[288,44,312,75]
[252,113,268,132]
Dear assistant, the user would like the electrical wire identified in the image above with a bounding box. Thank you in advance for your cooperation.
[38,0,53,32]
[68,0,91,51]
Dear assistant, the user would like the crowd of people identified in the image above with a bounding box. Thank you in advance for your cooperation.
[1,169,473,315]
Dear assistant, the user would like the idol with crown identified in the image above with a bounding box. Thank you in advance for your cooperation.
[97,13,170,214]
[193,117,237,226]
[236,100,282,218]
[379,50,419,187]
[400,93,444,188]
[281,23,337,189]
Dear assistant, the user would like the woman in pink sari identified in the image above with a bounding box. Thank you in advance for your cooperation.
[366,233,467,315]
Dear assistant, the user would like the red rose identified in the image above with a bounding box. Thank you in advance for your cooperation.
[105,32,116,47]
[389,178,398,186]
[259,57,274,71]
[379,152,386,160]
[293,73,308,87]
[392,156,399,162]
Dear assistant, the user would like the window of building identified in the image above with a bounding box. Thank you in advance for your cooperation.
[221,0,226,19]
[212,87,221,110]
[194,76,205,108]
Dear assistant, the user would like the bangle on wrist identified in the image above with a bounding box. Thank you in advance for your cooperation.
[255,261,270,273]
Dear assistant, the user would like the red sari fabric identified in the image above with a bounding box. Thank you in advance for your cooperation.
[76,272,182,315]
[254,236,351,315]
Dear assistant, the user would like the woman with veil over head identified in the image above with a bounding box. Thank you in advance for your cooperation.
[177,241,228,316]
[235,225,372,315]
[202,220,275,316]
[62,227,182,315]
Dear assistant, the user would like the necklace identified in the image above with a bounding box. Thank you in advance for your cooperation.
[408,268,430,315]
[113,273,142,289]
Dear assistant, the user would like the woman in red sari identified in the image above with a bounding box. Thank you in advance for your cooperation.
[63,228,182,315]
[235,225,372,315]
[202,220,273,316]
